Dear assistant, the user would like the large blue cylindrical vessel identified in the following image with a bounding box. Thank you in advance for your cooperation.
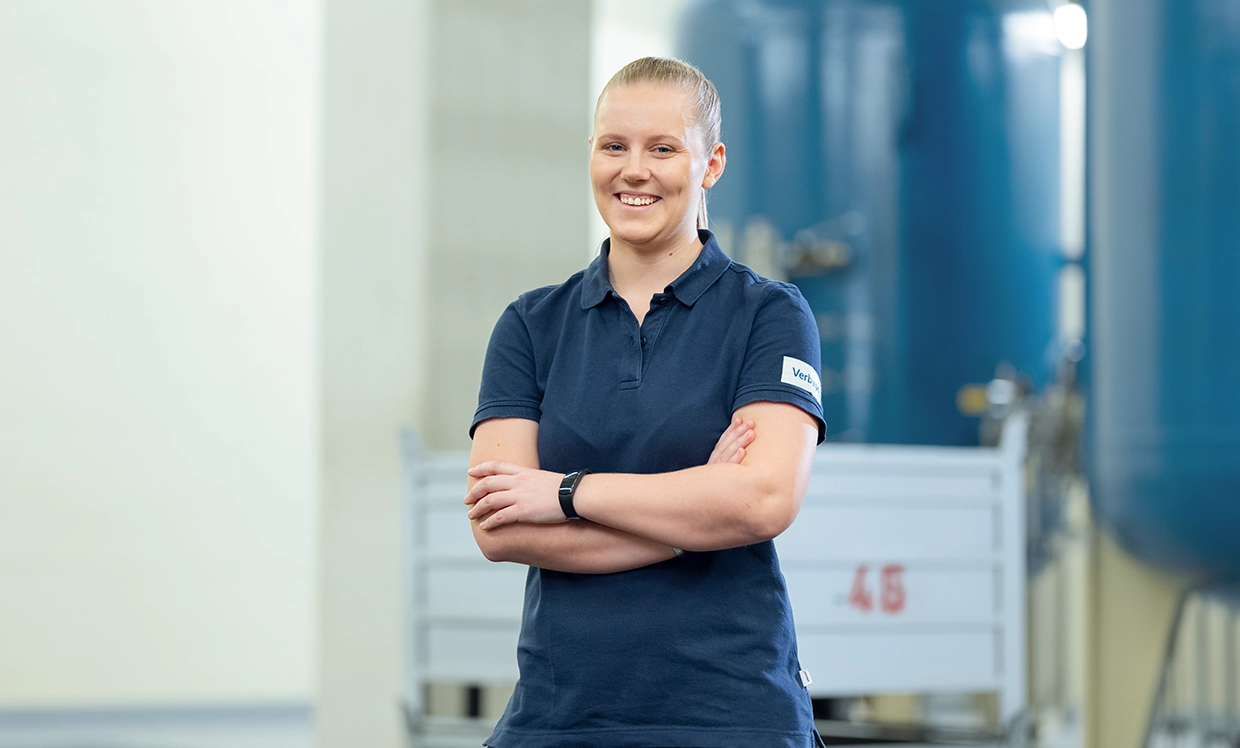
[1090,0,1240,578]
[679,0,1063,446]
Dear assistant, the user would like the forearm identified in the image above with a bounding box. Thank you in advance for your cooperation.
[571,403,818,551]
[572,462,790,552]
[471,518,678,574]
[467,404,817,556]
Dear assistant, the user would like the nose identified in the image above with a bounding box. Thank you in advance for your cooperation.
[620,151,650,182]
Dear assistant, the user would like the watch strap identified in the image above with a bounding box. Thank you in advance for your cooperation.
[558,470,590,520]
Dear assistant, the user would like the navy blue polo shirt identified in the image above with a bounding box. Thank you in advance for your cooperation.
[471,231,826,748]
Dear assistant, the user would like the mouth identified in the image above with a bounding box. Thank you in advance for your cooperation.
[617,192,660,207]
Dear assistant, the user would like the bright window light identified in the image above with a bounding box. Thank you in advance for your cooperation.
[1054,3,1088,50]
[1004,11,1061,58]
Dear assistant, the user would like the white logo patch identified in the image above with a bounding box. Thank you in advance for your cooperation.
[781,356,822,404]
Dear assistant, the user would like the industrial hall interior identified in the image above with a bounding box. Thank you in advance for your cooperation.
[0,0,1236,747]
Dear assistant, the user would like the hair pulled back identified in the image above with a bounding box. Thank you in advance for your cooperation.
[597,57,722,230]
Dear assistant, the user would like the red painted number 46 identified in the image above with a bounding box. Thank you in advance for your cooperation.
[848,564,906,614]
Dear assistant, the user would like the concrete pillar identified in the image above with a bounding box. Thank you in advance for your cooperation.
[423,0,594,451]
[317,1,592,744]
[318,0,430,745]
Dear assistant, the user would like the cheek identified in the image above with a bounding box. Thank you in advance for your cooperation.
[678,177,701,198]
[590,163,617,194]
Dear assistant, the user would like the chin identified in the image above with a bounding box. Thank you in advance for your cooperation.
[603,216,652,239]
[610,226,663,247]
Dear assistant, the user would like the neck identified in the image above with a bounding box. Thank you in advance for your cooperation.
[607,229,705,297]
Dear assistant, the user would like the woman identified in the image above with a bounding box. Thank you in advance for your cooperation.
[465,57,826,748]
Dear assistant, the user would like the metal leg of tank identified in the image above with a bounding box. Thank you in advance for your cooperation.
[1085,532,1188,748]
[1142,590,1240,747]
[1026,480,1091,748]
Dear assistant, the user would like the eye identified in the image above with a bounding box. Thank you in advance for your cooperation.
[653,145,674,155]
[602,143,625,153]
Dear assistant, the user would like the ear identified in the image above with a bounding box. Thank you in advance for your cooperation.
[702,141,726,189]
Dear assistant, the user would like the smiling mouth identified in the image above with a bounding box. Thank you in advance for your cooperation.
[618,194,660,206]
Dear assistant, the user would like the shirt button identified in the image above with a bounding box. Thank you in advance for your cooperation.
[640,336,647,347]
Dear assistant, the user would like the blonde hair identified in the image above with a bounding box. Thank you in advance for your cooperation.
[596,57,722,230]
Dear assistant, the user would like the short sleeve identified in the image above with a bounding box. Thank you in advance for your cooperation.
[470,301,543,438]
[733,283,827,443]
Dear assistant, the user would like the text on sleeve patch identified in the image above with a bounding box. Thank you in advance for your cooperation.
[781,356,822,405]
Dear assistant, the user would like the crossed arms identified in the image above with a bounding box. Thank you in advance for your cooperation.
[465,400,818,574]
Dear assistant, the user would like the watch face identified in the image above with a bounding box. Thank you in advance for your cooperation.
[559,471,583,519]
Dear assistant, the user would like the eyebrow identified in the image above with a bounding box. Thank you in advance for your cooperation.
[594,132,687,147]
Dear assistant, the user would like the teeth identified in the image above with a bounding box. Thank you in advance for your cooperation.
[620,195,657,206]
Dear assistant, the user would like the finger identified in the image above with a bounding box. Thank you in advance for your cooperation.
[714,419,746,451]
[467,490,515,520]
[708,422,747,464]
[731,419,755,440]
[709,418,755,464]
[463,474,512,505]
[468,460,523,478]
[721,427,755,463]
[479,509,514,531]
[463,478,487,505]
[723,425,755,453]
[718,433,748,463]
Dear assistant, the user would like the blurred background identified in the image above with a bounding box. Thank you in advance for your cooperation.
[0,0,1236,747]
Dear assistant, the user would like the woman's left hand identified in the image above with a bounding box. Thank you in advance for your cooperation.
[465,461,567,529]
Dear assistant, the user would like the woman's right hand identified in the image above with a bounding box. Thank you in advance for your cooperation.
[707,416,755,465]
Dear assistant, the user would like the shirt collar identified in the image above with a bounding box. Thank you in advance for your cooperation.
[580,230,731,310]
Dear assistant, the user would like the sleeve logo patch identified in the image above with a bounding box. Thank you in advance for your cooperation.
[781,356,822,405]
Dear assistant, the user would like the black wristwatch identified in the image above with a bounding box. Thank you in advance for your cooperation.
[558,470,591,521]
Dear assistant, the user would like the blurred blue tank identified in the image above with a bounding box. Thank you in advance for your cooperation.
[679,0,1063,445]
[1090,0,1240,578]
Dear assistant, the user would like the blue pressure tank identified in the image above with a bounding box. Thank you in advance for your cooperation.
[1090,0,1240,579]
[679,0,1063,446]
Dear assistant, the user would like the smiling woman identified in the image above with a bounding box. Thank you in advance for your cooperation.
[591,58,722,234]
[466,57,828,748]
[590,82,722,276]
[587,79,725,323]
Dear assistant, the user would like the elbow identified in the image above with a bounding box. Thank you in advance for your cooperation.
[472,525,512,563]
[479,541,508,563]
[745,508,795,544]
[740,481,799,543]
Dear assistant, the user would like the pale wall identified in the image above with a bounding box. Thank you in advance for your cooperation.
[424,0,594,451]
[0,1,321,705]
[0,1,596,741]
[316,0,429,745]
[316,1,594,744]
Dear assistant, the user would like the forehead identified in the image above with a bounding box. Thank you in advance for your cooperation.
[593,83,698,137]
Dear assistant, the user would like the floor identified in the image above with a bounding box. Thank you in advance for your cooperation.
[0,705,312,748]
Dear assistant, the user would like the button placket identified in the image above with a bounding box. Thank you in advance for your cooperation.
[637,300,673,376]
[615,299,643,389]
